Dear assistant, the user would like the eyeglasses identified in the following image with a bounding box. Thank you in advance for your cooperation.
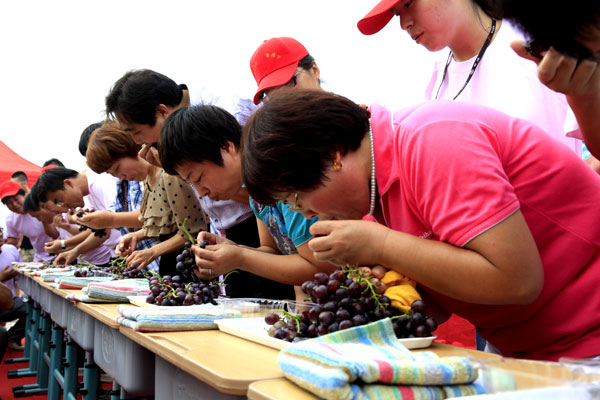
[284,192,306,213]
[259,74,298,101]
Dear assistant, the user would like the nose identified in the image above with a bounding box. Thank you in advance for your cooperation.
[301,210,318,220]
[397,13,412,31]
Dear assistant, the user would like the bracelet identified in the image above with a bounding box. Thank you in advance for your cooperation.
[60,240,66,250]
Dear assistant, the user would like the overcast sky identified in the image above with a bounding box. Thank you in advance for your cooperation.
[0,0,436,172]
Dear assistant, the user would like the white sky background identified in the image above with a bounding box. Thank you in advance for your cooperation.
[0,0,437,172]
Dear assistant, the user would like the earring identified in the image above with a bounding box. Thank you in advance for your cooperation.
[333,160,343,171]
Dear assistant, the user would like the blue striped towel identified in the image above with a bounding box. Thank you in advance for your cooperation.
[87,279,150,301]
[279,318,486,400]
[116,305,241,332]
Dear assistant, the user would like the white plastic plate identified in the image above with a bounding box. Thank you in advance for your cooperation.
[216,317,436,350]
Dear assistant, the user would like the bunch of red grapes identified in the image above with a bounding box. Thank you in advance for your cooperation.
[265,268,438,342]
[145,274,221,306]
[175,240,204,281]
[73,258,146,279]
[74,208,107,238]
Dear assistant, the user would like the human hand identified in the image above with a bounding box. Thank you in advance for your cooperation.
[511,40,600,97]
[54,250,77,266]
[0,268,18,282]
[66,209,78,224]
[190,241,239,280]
[44,240,63,254]
[196,231,234,246]
[308,220,389,266]
[125,249,156,270]
[139,144,162,168]
[116,234,137,257]
[53,214,71,230]
[75,210,113,229]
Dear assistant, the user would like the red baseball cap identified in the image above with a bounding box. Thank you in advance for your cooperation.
[0,180,23,201]
[357,0,402,35]
[250,37,309,105]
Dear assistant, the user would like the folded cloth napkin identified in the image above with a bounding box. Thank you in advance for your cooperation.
[63,292,116,303]
[87,279,150,301]
[116,305,241,332]
[55,276,114,289]
[11,261,46,270]
[33,267,72,277]
[278,318,484,400]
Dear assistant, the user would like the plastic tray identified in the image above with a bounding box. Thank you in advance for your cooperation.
[217,298,288,318]
[67,306,95,351]
[216,317,436,351]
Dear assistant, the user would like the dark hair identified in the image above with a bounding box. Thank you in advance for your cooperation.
[86,121,141,174]
[1,189,26,204]
[11,171,27,183]
[79,122,103,156]
[23,185,41,212]
[242,89,369,205]
[35,167,79,202]
[159,105,242,175]
[42,158,65,168]
[496,0,600,59]
[297,54,316,71]
[105,69,184,126]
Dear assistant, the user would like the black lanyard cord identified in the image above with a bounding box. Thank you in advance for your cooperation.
[435,18,497,100]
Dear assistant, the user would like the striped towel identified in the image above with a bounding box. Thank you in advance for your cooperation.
[55,276,114,289]
[87,279,150,301]
[278,318,484,400]
[34,267,73,277]
[116,305,242,332]
[63,292,116,303]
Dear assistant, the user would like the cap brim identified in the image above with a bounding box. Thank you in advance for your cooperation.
[357,0,398,35]
[253,62,299,105]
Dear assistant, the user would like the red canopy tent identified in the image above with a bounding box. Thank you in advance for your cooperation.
[0,140,42,187]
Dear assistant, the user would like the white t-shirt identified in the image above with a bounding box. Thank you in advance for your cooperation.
[0,243,21,295]
[425,21,581,156]
[57,220,112,266]
[5,212,53,262]
[84,169,121,255]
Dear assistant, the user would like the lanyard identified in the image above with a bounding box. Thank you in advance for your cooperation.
[435,18,497,100]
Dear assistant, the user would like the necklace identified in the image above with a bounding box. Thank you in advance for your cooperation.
[368,121,376,217]
[435,18,497,100]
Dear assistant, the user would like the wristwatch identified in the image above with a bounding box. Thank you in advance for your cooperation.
[60,240,66,250]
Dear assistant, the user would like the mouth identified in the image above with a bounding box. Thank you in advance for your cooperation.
[411,32,423,43]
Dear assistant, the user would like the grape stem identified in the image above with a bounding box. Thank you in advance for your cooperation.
[181,218,196,246]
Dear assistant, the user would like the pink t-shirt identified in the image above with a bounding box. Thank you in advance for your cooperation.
[0,244,21,295]
[370,101,600,360]
[6,212,53,262]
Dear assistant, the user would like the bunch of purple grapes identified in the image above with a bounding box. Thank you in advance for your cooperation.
[74,208,107,237]
[175,240,204,281]
[264,268,438,341]
[73,258,146,279]
[145,274,221,306]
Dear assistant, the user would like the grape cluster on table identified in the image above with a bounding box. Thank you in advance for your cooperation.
[265,268,438,342]
[73,257,146,279]
[145,240,223,306]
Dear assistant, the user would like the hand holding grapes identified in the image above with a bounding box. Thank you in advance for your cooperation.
[44,240,63,254]
[53,249,77,266]
[116,234,137,257]
[191,240,239,279]
[308,220,389,266]
[195,231,231,246]
[75,210,113,229]
[125,248,156,270]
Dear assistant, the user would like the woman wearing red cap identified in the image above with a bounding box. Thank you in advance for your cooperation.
[356,0,600,171]
[249,37,323,105]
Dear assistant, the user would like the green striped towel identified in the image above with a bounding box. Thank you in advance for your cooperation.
[116,305,241,332]
[278,318,485,399]
[87,279,150,301]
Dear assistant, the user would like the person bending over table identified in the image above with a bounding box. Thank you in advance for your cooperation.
[240,89,600,362]
[84,121,209,277]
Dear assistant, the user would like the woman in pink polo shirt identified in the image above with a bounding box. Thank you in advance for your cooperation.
[241,89,600,361]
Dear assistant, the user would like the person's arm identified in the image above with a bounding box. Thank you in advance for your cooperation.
[126,233,186,270]
[0,282,14,310]
[0,268,18,283]
[192,219,337,284]
[511,41,600,158]
[54,230,110,265]
[75,210,142,230]
[308,210,544,305]
[42,221,59,240]
[115,230,146,257]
